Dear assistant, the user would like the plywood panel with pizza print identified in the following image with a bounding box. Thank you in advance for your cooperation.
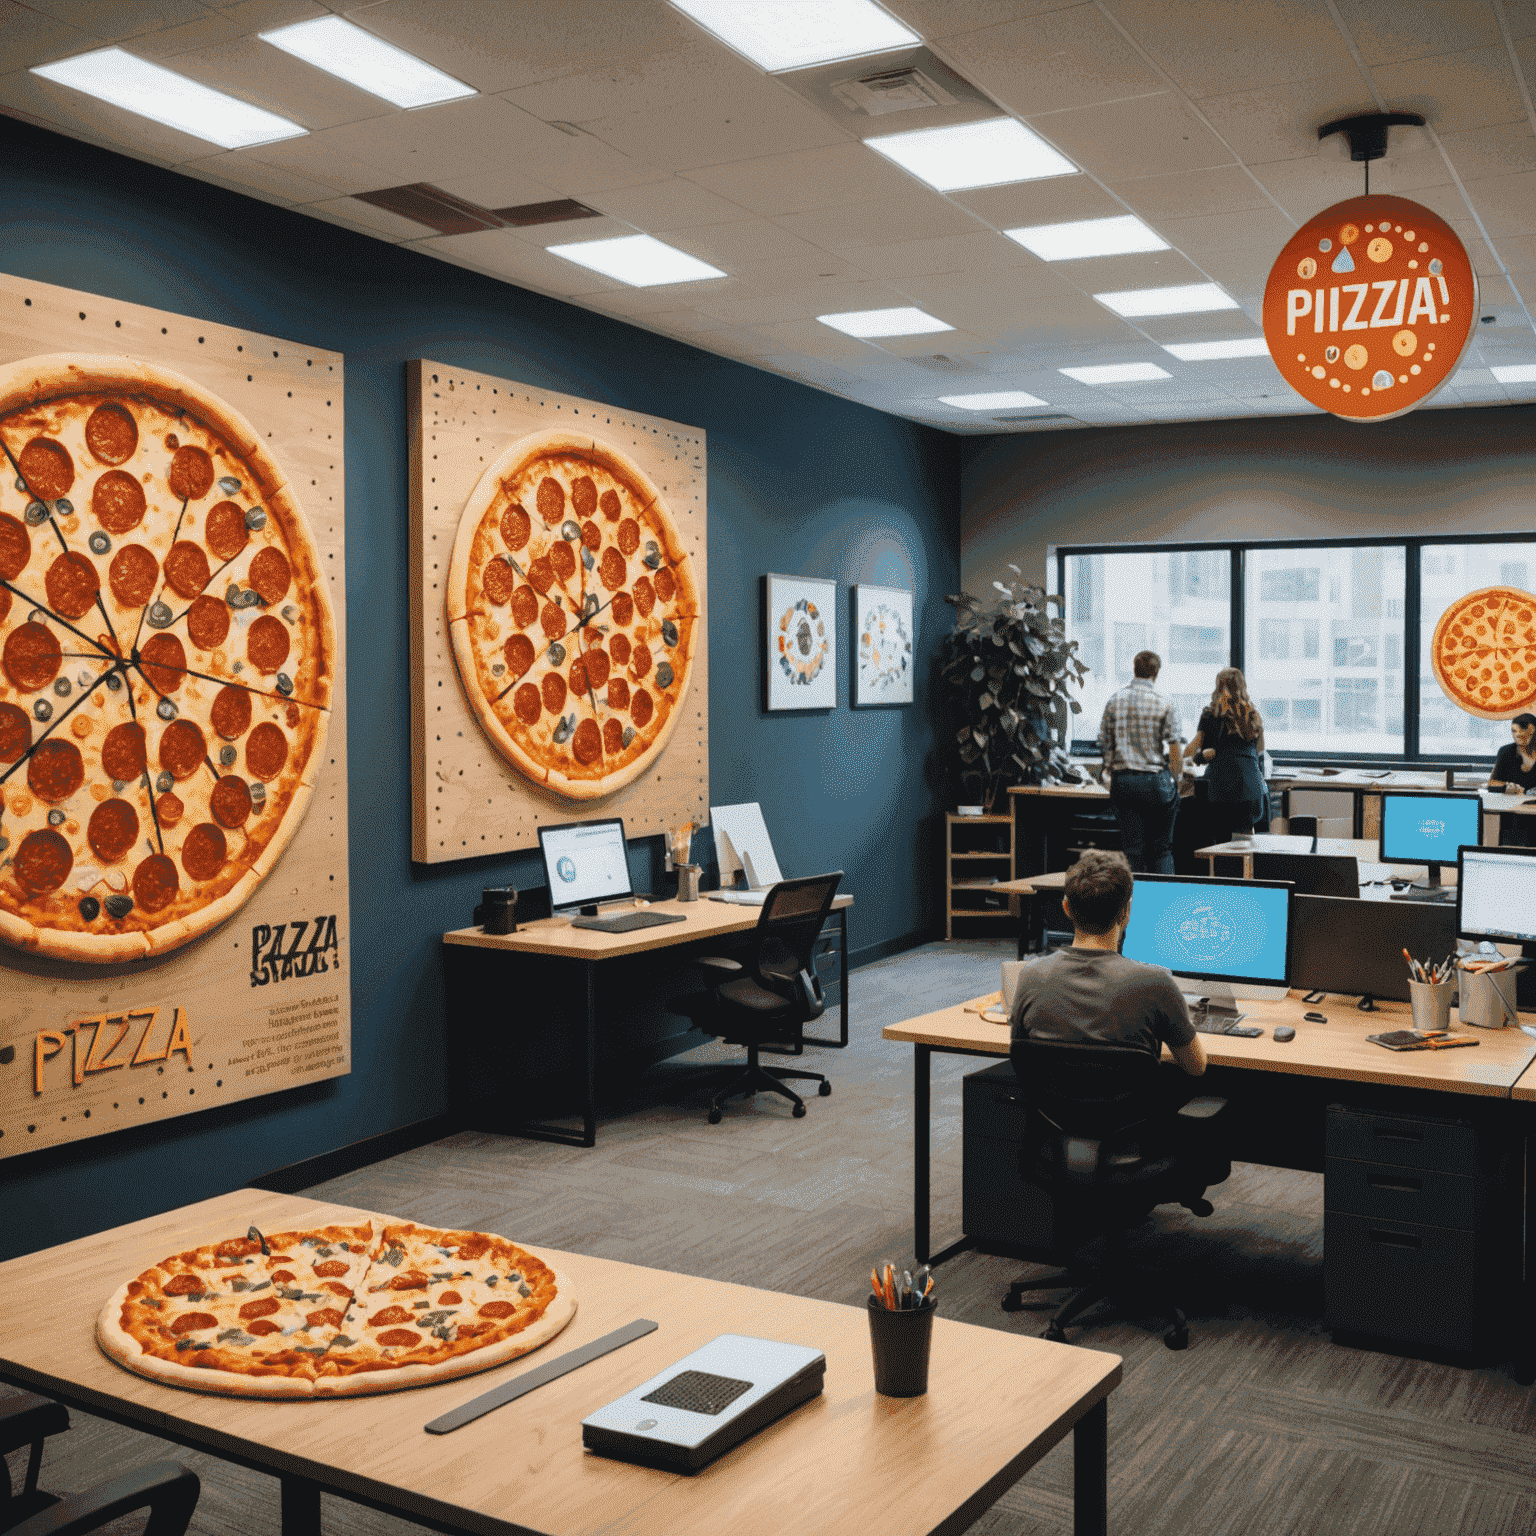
[0,273,350,1159]
[408,360,708,862]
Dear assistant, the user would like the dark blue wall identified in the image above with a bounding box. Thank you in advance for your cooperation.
[1,123,960,1258]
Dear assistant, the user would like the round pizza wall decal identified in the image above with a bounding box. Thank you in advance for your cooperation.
[446,429,699,801]
[0,354,335,963]
[1430,585,1536,720]
[775,596,829,688]
[1262,194,1478,422]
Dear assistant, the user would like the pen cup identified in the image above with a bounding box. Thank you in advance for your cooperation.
[867,1294,936,1397]
[1458,967,1519,1029]
[676,864,702,902]
[1408,976,1455,1034]
[476,887,518,935]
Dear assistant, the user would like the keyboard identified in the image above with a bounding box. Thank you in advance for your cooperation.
[570,910,687,933]
[1191,1020,1262,1037]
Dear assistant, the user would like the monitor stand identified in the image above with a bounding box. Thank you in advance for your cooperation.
[1180,978,1290,1025]
[1390,863,1456,903]
[1182,994,1245,1027]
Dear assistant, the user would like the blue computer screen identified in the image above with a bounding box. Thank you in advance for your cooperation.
[1379,794,1481,865]
[1122,877,1290,985]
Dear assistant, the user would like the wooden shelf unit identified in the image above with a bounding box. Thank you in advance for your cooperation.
[945,813,1015,940]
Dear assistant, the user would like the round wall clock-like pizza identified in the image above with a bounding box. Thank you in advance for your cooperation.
[775,596,828,688]
[1431,585,1536,720]
[0,354,335,963]
[445,428,699,800]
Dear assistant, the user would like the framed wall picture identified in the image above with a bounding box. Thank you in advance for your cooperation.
[764,573,836,710]
[853,584,915,706]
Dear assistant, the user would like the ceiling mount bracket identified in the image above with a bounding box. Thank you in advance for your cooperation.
[1317,110,1425,161]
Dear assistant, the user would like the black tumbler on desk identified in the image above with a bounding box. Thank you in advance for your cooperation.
[867,1296,936,1396]
[476,887,518,935]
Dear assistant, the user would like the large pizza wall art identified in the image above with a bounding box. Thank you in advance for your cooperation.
[1430,586,1536,720]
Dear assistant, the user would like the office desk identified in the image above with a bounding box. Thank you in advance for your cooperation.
[884,990,1536,1266]
[444,894,852,1147]
[0,1187,1123,1536]
[1194,835,1428,891]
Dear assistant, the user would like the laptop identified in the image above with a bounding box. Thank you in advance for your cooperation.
[537,818,684,934]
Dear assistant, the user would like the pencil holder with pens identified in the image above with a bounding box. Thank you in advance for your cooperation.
[867,1294,936,1397]
[1407,976,1455,1034]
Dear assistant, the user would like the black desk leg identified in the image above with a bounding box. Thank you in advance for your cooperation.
[802,907,850,1048]
[515,960,598,1149]
[281,1475,321,1536]
[1518,1128,1535,1385]
[915,1044,931,1263]
[1073,1399,1108,1536]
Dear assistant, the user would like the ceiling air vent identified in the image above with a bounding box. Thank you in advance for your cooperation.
[910,354,977,374]
[830,66,955,117]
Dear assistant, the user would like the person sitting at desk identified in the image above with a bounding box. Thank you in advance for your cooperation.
[1487,712,1536,846]
[1186,667,1268,843]
[1010,850,1207,1083]
[1098,649,1182,873]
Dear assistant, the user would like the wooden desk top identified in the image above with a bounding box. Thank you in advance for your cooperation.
[1196,835,1379,860]
[0,1189,1119,1536]
[883,990,1536,1098]
[444,893,852,962]
[1510,1053,1536,1102]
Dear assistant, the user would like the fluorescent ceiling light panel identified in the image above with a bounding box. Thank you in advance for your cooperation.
[864,118,1076,191]
[939,391,1048,410]
[30,47,305,149]
[1006,215,1167,262]
[818,307,953,337]
[1491,364,1536,383]
[1095,283,1238,317]
[667,0,917,72]
[545,234,726,287]
[1059,363,1171,384]
[1163,338,1272,361]
[260,16,475,108]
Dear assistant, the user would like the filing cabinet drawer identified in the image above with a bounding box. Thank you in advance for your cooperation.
[963,1061,1023,1143]
[1325,1157,1478,1231]
[1325,1106,1477,1175]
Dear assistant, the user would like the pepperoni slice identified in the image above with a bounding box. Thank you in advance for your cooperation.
[610,592,633,628]
[549,540,576,584]
[631,688,654,727]
[478,1300,516,1319]
[164,540,211,599]
[159,718,207,780]
[167,445,214,501]
[28,739,84,803]
[616,518,641,556]
[513,683,541,725]
[581,519,601,551]
[3,623,62,692]
[456,1236,491,1260]
[571,475,597,518]
[204,500,248,561]
[368,1305,412,1328]
[542,672,567,714]
[654,566,676,603]
[164,1273,205,1296]
[92,470,146,533]
[569,657,589,697]
[321,1281,352,1297]
[19,437,73,501]
[88,798,138,864]
[0,702,29,763]
[0,513,30,580]
[609,633,631,666]
[246,615,290,674]
[439,1289,463,1305]
[139,633,186,695]
[510,585,539,630]
[482,558,515,606]
[599,488,621,522]
[536,476,564,525]
[246,722,288,781]
[108,543,158,607]
[239,1296,281,1321]
[15,829,71,896]
[572,717,602,765]
[607,677,630,711]
[245,1319,281,1336]
[0,587,8,626]
[377,1328,423,1348]
[133,853,179,913]
[527,556,554,594]
[633,575,655,617]
[306,1307,344,1329]
[156,792,184,828]
[603,717,624,756]
[312,1259,350,1278]
[170,1311,217,1336]
[186,594,230,652]
[501,504,531,551]
[541,602,566,640]
[631,643,652,679]
[44,552,99,620]
[600,547,625,590]
[583,648,611,690]
[211,686,251,741]
[102,721,147,782]
[248,547,291,605]
[210,776,251,828]
[389,1270,430,1292]
[181,822,226,881]
[503,633,535,679]
[85,402,138,465]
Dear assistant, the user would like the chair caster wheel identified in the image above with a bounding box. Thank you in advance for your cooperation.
[1186,1198,1213,1217]
[708,1107,722,1124]
[1001,1292,1023,1313]
[1043,1326,1068,1344]
[818,1081,831,1096]
[792,1102,806,1118]
[1164,1328,1189,1351]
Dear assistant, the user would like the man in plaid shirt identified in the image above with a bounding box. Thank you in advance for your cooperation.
[1098,650,1182,873]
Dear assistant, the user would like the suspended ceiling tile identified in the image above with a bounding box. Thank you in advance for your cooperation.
[1040,92,1238,180]
[620,307,734,334]
[1134,307,1270,344]
[241,128,417,195]
[682,143,918,217]
[1114,163,1280,220]
[1459,169,1536,236]
[948,175,1124,228]
[190,148,339,203]
[217,2,331,30]
[896,264,1074,316]
[691,281,901,326]
[127,13,245,57]
[728,250,870,293]
[1247,156,1394,219]
[1369,46,1526,136]
[497,212,635,247]
[587,177,750,231]
[875,326,990,356]
[887,2,1083,40]
[841,229,1031,280]
[1153,204,1296,254]
[774,192,984,251]
[1483,231,1536,272]
[937,6,1165,117]
[1333,0,1503,66]
[1044,247,1211,293]
[429,166,562,210]
[289,195,418,242]
[1197,72,1378,167]
[1384,141,1458,192]
[0,0,100,62]
[662,218,824,269]
[748,319,874,360]
[1438,122,1536,185]
[1166,246,1271,302]
[421,227,628,296]
[976,289,1140,343]
[21,0,210,39]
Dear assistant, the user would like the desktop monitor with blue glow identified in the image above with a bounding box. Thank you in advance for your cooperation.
[1378,791,1482,894]
[537,818,634,915]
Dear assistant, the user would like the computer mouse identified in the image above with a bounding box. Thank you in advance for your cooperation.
[1273,1025,1297,1042]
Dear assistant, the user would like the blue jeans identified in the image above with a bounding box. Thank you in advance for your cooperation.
[1109,770,1178,873]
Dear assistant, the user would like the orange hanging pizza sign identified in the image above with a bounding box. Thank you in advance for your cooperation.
[1262,194,1478,422]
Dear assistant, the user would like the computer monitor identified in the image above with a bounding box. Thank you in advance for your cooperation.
[1457,844,1536,945]
[1378,791,1481,893]
[1290,893,1459,1008]
[1251,851,1360,899]
[1122,873,1292,1022]
[537,818,634,915]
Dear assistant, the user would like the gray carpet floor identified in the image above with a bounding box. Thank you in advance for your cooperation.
[6,938,1536,1534]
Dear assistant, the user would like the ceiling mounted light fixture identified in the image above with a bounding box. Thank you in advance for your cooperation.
[1005,215,1167,262]
[938,390,1049,410]
[1163,338,1271,361]
[666,0,918,73]
[545,235,727,287]
[864,118,1077,191]
[818,307,954,337]
[1059,363,1171,384]
[30,47,306,149]
[1490,364,1536,383]
[260,16,476,108]
[1095,283,1239,318]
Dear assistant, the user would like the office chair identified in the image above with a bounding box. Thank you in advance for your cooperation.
[672,872,843,1124]
[1,1393,199,1534]
[1000,1033,1229,1350]
[1285,814,1319,841]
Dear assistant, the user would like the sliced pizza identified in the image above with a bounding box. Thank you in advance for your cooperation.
[1432,585,1536,720]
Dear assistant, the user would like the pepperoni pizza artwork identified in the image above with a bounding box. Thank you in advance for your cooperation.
[445,428,698,800]
[1430,586,1536,720]
[0,354,335,962]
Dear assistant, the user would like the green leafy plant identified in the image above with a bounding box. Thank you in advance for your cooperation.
[941,569,1090,808]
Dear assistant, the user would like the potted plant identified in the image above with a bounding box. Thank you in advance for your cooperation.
[941,569,1090,810]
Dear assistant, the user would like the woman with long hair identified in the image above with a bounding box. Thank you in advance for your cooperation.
[1186,668,1268,839]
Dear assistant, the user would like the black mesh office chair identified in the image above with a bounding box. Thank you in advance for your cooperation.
[1001,1033,1229,1350]
[2,1392,199,1534]
[672,872,842,1123]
